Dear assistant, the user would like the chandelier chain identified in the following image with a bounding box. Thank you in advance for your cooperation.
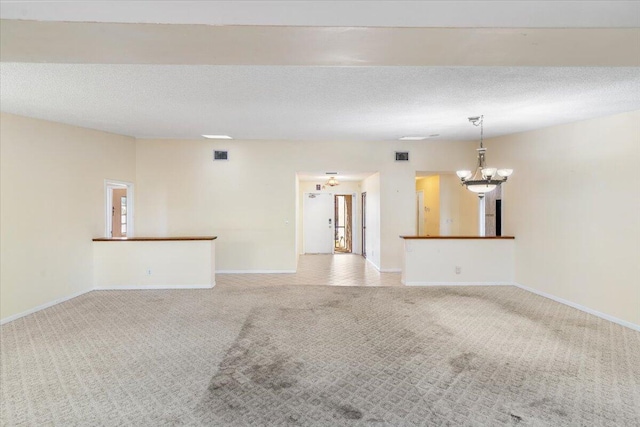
[480,115,484,148]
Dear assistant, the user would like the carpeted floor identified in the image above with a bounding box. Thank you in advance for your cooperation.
[1,284,639,426]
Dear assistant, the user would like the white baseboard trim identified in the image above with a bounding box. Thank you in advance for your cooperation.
[514,283,640,332]
[216,270,296,274]
[403,281,514,286]
[94,283,214,291]
[0,288,93,326]
[365,257,382,272]
[381,268,402,273]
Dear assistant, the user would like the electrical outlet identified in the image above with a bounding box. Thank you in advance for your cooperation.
[455,266,462,274]
[146,269,152,275]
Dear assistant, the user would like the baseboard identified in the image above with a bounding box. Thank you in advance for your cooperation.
[0,288,93,325]
[514,283,640,332]
[381,268,402,273]
[94,283,214,290]
[216,270,296,274]
[365,257,381,271]
[404,281,514,286]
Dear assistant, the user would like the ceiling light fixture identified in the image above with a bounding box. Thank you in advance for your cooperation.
[399,136,428,141]
[202,134,232,139]
[325,176,340,187]
[456,115,513,198]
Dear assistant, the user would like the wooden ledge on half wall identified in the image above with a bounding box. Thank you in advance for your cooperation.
[92,236,217,241]
[399,235,515,239]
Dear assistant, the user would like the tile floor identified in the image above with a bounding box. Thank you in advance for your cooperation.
[216,254,403,288]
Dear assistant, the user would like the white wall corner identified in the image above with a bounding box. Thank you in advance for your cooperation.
[365,257,381,272]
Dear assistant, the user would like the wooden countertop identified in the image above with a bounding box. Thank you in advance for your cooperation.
[400,236,514,239]
[93,236,217,242]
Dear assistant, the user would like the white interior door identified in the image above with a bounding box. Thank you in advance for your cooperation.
[303,193,334,254]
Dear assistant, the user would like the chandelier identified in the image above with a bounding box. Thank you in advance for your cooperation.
[456,115,512,197]
[325,176,340,187]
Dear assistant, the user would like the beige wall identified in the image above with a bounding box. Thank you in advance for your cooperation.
[135,139,475,271]
[416,174,478,237]
[416,176,440,236]
[402,239,514,285]
[0,113,136,322]
[439,174,479,236]
[486,110,640,326]
[93,240,215,289]
[297,180,363,256]
[361,173,381,269]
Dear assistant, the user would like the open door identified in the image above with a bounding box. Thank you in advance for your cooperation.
[334,195,352,253]
[111,189,127,237]
[105,180,134,238]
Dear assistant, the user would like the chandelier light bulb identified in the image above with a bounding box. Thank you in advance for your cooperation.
[456,170,472,179]
[481,167,497,178]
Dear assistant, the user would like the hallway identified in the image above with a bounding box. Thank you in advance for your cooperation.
[216,254,403,288]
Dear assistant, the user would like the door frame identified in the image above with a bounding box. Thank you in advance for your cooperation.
[104,179,134,238]
[361,192,367,258]
[416,190,425,236]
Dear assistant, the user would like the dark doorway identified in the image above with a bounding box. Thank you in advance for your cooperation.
[496,199,502,236]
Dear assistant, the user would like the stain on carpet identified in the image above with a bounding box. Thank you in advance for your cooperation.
[335,404,363,420]
[192,286,639,426]
[197,298,438,425]
[449,352,477,374]
[510,413,523,423]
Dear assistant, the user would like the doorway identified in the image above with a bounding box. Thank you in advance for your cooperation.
[361,192,367,258]
[334,195,353,253]
[105,180,134,238]
[303,193,334,253]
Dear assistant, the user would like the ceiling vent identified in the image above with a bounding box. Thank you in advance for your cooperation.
[395,152,409,161]
[213,150,228,160]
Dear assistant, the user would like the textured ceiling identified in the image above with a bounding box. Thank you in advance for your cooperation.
[1,64,639,141]
[1,1,638,28]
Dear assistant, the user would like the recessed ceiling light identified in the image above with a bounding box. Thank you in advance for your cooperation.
[202,134,232,139]
[399,136,428,141]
